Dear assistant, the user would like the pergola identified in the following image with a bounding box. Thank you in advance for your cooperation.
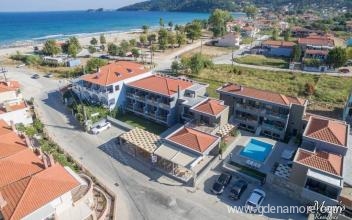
[119,128,163,158]
[216,123,236,138]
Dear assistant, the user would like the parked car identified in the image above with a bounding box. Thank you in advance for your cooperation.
[31,74,40,79]
[245,189,266,212]
[211,173,232,195]
[91,122,111,134]
[16,64,26,68]
[45,73,54,78]
[229,179,248,200]
[339,68,350,74]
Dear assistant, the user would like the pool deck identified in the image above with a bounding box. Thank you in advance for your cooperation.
[227,131,298,174]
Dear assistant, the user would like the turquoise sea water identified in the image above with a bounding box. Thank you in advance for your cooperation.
[0,11,244,46]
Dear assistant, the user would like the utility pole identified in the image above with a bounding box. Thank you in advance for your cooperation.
[231,47,234,67]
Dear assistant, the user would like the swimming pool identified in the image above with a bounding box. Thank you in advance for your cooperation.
[240,139,273,162]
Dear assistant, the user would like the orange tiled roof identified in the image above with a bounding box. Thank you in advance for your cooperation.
[0,120,27,159]
[305,116,347,146]
[0,149,44,188]
[218,83,306,106]
[296,149,342,176]
[128,75,193,96]
[82,61,148,86]
[0,101,27,114]
[305,49,328,56]
[298,37,334,47]
[0,164,79,220]
[0,81,20,93]
[168,127,218,153]
[262,40,296,47]
[193,99,227,116]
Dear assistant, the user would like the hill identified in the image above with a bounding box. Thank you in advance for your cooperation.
[118,0,352,12]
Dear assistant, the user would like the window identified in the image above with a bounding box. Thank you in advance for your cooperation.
[115,85,120,91]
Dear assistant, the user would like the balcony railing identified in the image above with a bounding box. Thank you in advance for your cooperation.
[266,110,289,120]
[235,103,266,115]
[262,122,285,133]
[234,116,258,125]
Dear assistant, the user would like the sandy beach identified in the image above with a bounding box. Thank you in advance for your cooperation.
[0,30,143,58]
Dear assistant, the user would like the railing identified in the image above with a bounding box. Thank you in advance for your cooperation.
[235,103,265,115]
[262,122,285,133]
[266,111,288,120]
[234,116,258,125]
[158,103,170,110]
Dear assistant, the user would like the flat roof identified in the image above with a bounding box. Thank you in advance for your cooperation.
[154,142,200,169]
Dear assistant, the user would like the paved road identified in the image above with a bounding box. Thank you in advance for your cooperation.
[5,68,307,220]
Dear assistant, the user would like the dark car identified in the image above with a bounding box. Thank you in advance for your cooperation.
[211,173,232,195]
[229,179,248,200]
[44,73,53,78]
[31,74,40,79]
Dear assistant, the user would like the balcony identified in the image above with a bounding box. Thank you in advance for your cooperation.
[262,122,285,133]
[302,187,339,206]
[235,103,266,115]
[158,102,170,110]
[234,115,258,126]
[265,110,289,121]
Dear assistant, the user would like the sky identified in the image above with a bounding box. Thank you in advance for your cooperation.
[0,0,144,12]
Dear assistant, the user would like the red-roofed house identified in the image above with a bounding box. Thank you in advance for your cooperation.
[298,35,335,50]
[166,126,220,155]
[0,119,96,220]
[217,83,308,140]
[0,99,32,125]
[125,75,208,127]
[0,81,21,103]
[288,115,350,206]
[72,61,152,109]
[188,98,229,134]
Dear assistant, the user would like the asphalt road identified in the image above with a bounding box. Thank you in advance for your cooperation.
[5,67,308,220]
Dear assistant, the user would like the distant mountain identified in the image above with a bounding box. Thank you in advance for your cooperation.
[118,0,352,12]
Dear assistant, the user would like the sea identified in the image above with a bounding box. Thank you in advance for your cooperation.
[0,10,245,47]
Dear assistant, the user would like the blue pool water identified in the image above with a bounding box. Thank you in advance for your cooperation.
[240,139,273,162]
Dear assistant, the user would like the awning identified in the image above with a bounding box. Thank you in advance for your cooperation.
[120,128,163,153]
[154,142,201,169]
[307,169,342,187]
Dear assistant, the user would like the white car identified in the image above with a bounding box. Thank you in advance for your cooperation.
[245,189,266,212]
[91,122,111,134]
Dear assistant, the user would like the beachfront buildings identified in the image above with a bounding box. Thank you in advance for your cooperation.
[217,83,308,141]
[0,119,95,220]
[124,74,208,127]
[72,61,153,110]
[290,115,350,206]
[0,80,32,125]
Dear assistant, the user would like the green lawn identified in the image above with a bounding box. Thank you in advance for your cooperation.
[241,37,254,45]
[187,65,352,116]
[235,55,289,69]
[116,113,167,135]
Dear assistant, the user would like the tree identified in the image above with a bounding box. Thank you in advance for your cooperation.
[182,53,213,75]
[107,43,119,56]
[68,43,78,57]
[62,37,81,57]
[90,37,98,46]
[346,47,352,60]
[326,47,348,68]
[292,45,302,62]
[42,40,61,56]
[159,18,164,27]
[171,60,180,75]
[208,9,232,37]
[100,34,106,45]
[131,48,140,60]
[185,20,202,43]
[284,29,291,41]
[85,58,107,73]
[147,33,157,45]
[168,21,173,30]
[142,25,149,34]
[119,40,130,56]
[158,28,168,50]
[244,5,258,19]
[168,32,176,48]
[88,45,96,54]
[176,32,186,47]
[139,35,147,47]
[272,28,279,40]
[129,39,137,47]
[175,25,185,33]
[304,83,315,96]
